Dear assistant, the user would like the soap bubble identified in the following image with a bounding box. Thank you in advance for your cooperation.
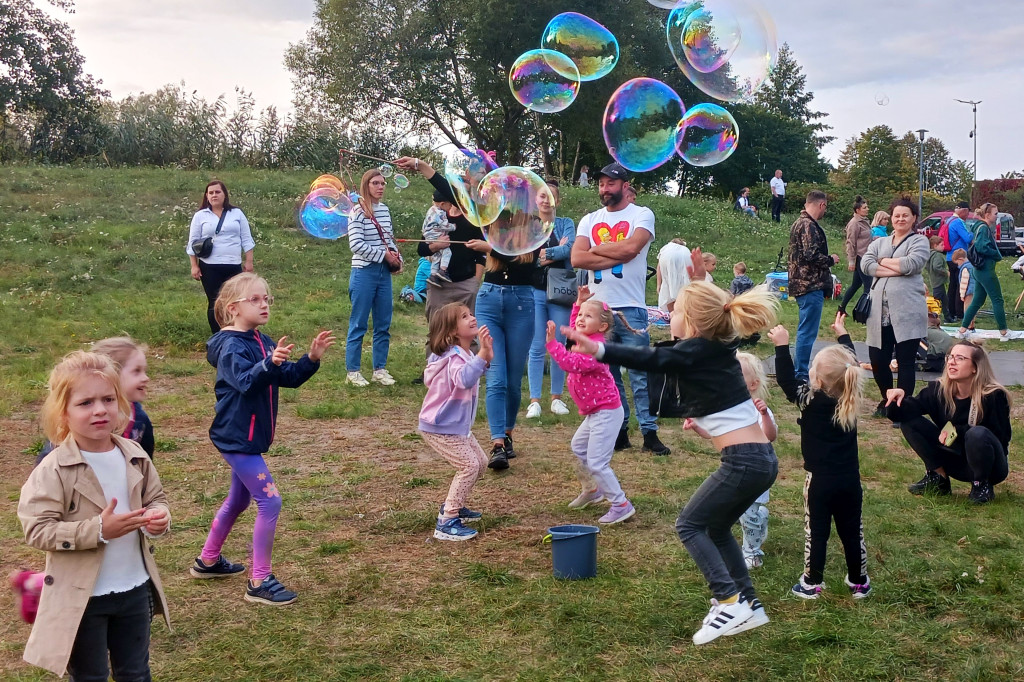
[310,174,345,193]
[378,163,394,178]
[298,187,352,240]
[444,148,500,227]
[509,49,580,114]
[476,166,555,257]
[678,103,739,166]
[647,0,686,8]
[541,12,619,81]
[875,92,890,106]
[602,77,686,172]
[393,173,410,189]
[667,0,777,103]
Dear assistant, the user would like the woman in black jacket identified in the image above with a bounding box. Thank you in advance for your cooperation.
[886,341,1011,503]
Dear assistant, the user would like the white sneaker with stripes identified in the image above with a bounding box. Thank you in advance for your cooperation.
[692,598,754,645]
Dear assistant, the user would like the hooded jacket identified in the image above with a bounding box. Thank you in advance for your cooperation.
[418,346,488,436]
[207,329,320,454]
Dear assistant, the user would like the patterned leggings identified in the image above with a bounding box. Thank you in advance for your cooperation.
[200,452,281,582]
[420,432,488,518]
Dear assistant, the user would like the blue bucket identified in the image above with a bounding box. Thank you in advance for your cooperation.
[765,271,789,300]
[546,524,600,580]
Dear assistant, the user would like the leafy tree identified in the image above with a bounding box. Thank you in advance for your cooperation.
[834,125,912,195]
[753,43,832,148]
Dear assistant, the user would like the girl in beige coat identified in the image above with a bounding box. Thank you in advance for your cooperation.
[18,351,170,680]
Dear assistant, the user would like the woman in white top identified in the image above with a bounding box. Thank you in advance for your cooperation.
[186,180,255,333]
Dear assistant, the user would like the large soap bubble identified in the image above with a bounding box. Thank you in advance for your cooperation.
[647,0,686,8]
[476,167,555,257]
[509,49,580,114]
[602,78,686,172]
[667,0,777,103]
[444,149,500,227]
[298,187,352,240]
[678,103,739,166]
[541,12,619,81]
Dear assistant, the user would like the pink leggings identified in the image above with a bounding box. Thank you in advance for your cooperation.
[200,452,281,581]
[420,432,487,518]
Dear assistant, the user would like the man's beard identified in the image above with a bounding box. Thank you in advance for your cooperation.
[600,190,623,207]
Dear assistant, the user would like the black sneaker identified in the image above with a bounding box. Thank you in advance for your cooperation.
[968,480,994,504]
[411,373,424,385]
[614,428,632,451]
[907,471,951,496]
[427,274,444,288]
[487,444,509,470]
[504,434,516,459]
[642,430,671,456]
[244,574,297,605]
[189,555,245,579]
[872,400,887,419]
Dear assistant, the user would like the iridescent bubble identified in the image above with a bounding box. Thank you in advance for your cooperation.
[444,149,499,227]
[678,103,739,166]
[602,78,686,172]
[667,0,777,103]
[476,167,555,257]
[393,173,410,189]
[509,49,580,114]
[647,0,685,8]
[875,92,890,106]
[298,187,351,240]
[310,174,345,193]
[682,6,741,73]
[541,12,619,82]
[378,163,394,178]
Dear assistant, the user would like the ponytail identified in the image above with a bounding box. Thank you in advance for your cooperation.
[674,281,778,343]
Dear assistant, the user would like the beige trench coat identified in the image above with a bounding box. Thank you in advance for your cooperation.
[17,434,171,678]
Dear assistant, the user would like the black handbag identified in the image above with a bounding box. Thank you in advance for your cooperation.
[191,208,228,259]
[852,278,877,324]
[647,340,686,418]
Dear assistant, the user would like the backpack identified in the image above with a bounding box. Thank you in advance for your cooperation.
[938,216,953,252]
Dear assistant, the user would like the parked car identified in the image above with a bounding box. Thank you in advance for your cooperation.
[919,211,1019,255]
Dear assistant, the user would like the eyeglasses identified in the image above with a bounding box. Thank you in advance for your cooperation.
[234,295,274,306]
[947,353,971,364]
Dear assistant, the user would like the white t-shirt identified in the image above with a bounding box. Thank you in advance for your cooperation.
[577,203,655,309]
[657,241,692,310]
[82,447,150,596]
[770,177,786,197]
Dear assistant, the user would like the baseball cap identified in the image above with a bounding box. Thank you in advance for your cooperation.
[955,201,970,209]
[432,190,447,202]
[594,162,630,181]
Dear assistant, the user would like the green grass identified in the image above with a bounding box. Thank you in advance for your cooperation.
[2,166,1023,681]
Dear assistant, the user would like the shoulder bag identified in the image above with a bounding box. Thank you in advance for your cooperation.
[367,210,404,274]
[967,224,989,269]
[191,208,229,259]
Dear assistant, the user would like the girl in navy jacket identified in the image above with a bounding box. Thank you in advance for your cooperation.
[190,273,334,606]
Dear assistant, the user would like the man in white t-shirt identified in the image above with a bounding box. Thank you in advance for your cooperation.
[657,239,693,311]
[571,162,670,456]
[769,169,786,223]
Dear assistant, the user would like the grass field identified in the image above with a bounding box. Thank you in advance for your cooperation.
[2,166,1023,681]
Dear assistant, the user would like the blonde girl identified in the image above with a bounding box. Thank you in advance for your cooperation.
[768,312,871,600]
[18,352,170,679]
[563,248,777,645]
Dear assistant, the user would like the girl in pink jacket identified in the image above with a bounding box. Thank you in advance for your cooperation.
[547,287,635,524]
[419,303,494,541]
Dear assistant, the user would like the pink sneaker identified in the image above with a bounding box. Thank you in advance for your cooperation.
[599,500,636,524]
[10,570,43,624]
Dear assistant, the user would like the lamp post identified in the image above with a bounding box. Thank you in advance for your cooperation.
[916,129,928,218]
[955,98,981,201]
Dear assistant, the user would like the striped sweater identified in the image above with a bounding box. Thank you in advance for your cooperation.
[348,202,397,268]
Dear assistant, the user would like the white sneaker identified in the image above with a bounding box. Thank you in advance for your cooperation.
[526,402,542,419]
[550,398,570,415]
[692,598,753,645]
[724,598,769,636]
[745,555,763,569]
[346,371,369,387]
[371,369,396,386]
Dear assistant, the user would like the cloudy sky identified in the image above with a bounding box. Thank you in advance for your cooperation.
[57,0,1024,178]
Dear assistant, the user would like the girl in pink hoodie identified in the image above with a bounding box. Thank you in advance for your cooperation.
[546,286,635,524]
[419,303,494,541]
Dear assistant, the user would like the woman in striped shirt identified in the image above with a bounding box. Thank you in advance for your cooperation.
[345,169,401,386]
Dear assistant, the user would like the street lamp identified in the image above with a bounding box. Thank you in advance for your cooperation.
[955,98,981,200]
[916,129,928,218]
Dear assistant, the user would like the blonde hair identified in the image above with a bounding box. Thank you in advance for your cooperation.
[427,302,469,356]
[358,168,383,219]
[733,261,747,275]
[40,351,130,444]
[938,342,1009,422]
[579,299,615,340]
[91,336,147,371]
[808,345,863,431]
[870,211,889,227]
[974,202,997,220]
[214,272,270,327]
[736,352,768,400]
[673,281,778,343]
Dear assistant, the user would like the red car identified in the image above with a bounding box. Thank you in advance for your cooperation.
[920,211,1019,255]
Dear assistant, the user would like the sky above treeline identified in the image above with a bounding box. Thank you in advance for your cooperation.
[56,0,1024,180]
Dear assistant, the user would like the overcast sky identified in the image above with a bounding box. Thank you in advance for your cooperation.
[57,0,1024,179]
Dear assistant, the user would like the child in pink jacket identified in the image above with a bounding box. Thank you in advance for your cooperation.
[547,287,635,524]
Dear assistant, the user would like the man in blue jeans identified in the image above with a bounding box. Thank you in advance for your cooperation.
[787,190,838,380]
[571,162,670,455]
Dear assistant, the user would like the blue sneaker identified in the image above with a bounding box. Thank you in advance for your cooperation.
[189,555,245,579]
[439,504,482,522]
[433,517,478,541]
[791,576,823,600]
[244,574,297,606]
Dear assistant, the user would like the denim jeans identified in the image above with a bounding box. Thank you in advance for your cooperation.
[610,306,657,433]
[475,283,535,441]
[676,443,778,600]
[795,289,824,380]
[962,265,1007,331]
[528,288,571,399]
[67,581,153,682]
[346,261,393,372]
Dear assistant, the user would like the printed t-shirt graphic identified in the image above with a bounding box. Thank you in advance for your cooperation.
[576,203,655,310]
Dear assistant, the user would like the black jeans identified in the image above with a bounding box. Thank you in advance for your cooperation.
[900,417,1009,485]
[771,195,784,222]
[676,443,778,600]
[199,261,243,334]
[803,472,867,585]
[932,285,952,322]
[946,260,963,319]
[868,324,918,400]
[839,256,872,311]
[68,581,153,682]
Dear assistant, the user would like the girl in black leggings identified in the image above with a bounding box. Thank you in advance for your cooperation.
[886,341,1011,504]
